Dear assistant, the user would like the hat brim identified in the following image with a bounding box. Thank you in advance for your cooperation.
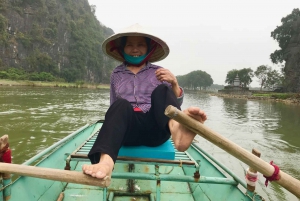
[102,24,169,63]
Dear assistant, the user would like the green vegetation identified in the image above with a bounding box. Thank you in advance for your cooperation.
[177,70,213,90]
[0,0,116,84]
[254,65,283,91]
[0,14,8,46]
[0,78,109,89]
[270,8,300,92]
[270,8,300,64]
[0,67,110,89]
[0,67,56,81]
[225,68,253,87]
[252,92,294,100]
[224,66,283,91]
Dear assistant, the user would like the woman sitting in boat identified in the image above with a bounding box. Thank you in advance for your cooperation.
[82,24,207,182]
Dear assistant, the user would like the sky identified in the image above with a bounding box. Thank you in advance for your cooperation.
[87,0,299,87]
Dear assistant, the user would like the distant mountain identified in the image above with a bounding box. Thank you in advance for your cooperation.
[0,0,117,83]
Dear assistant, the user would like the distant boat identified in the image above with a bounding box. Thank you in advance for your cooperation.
[0,120,267,201]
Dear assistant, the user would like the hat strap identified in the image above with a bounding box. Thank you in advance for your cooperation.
[109,41,125,60]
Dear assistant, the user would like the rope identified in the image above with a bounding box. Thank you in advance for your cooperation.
[263,161,280,187]
[158,166,174,174]
[245,168,259,187]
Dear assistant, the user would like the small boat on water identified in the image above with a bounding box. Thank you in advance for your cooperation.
[0,120,266,201]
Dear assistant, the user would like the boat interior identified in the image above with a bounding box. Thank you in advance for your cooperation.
[10,122,263,201]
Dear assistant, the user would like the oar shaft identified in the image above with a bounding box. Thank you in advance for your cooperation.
[165,105,300,198]
[0,163,110,187]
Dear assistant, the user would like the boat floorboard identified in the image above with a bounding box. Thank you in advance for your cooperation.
[60,161,196,201]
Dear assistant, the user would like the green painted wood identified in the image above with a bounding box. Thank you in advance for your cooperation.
[9,122,264,201]
[184,146,253,201]
[10,124,97,201]
[0,180,4,201]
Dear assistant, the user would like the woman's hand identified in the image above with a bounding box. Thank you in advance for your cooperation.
[155,68,181,97]
[155,68,177,85]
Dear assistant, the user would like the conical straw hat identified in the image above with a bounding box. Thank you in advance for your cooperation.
[102,24,169,63]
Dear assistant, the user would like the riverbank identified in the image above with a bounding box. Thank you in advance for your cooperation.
[2,79,300,105]
[211,92,300,105]
[0,79,109,89]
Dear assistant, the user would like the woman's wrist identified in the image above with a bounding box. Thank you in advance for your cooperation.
[171,81,181,97]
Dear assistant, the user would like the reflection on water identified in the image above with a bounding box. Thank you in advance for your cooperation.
[0,87,299,201]
[0,86,110,163]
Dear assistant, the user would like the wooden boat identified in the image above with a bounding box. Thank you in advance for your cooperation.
[0,120,266,201]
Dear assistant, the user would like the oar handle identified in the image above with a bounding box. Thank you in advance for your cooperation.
[0,163,110,187]
[165,105,300,198]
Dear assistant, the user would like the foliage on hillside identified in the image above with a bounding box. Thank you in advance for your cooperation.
[0,67,56,81]
[0,0,117,83]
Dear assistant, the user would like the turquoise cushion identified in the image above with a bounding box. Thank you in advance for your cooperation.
[118,139,175,160]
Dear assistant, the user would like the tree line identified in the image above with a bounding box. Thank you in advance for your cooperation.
[225,66,283,91]
[177,70,213,90]
[225,8,300,92]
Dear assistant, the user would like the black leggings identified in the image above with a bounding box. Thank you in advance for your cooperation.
[88,84,181,164]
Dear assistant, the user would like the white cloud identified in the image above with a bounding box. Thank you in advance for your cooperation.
[88,0,298,86]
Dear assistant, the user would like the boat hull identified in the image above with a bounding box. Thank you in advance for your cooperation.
[7,122,263,201]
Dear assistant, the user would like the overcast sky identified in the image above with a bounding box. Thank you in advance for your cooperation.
[87,0,299,87]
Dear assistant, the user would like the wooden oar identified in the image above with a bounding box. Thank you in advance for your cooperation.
[0,163,110,187]
[165,105,300,198]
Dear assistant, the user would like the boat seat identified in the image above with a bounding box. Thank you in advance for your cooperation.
[118,139,175,160]
[66,131,197,168]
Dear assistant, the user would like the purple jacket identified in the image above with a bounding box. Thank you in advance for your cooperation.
[110,62,184,113]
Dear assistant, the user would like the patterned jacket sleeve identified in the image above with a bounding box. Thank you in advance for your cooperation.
[177,86,184,106]
[165,81,184,106]
[110,73,117,106]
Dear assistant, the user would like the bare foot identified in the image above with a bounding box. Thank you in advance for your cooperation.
[82,154,114,183]
[169,107,207,151]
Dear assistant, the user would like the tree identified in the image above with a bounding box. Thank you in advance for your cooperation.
[254,65,283,91]
[270,8,300,64]
[201,72,213,90]
[225,68,253,87]
[254,65,271,90]
[177,70,213,90]
[90,5,96,15]
[270,9,300,92]
[225,69,238,85]
[239,68,253,87]
[265,70,283,90]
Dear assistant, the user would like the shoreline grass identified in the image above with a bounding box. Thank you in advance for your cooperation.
[252,92,296,99]
[0,79,110,89]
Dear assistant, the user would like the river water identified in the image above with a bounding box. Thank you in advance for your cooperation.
[0,86,299,201]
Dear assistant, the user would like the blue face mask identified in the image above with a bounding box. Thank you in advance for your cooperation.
[123,52,147,65]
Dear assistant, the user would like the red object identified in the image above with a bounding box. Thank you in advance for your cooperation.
[134,107,143,112]
[0,143,12,163]
[263,161,280,186]
[179,88,183,97]
[2,148,11,163]
[246,173,258,182]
